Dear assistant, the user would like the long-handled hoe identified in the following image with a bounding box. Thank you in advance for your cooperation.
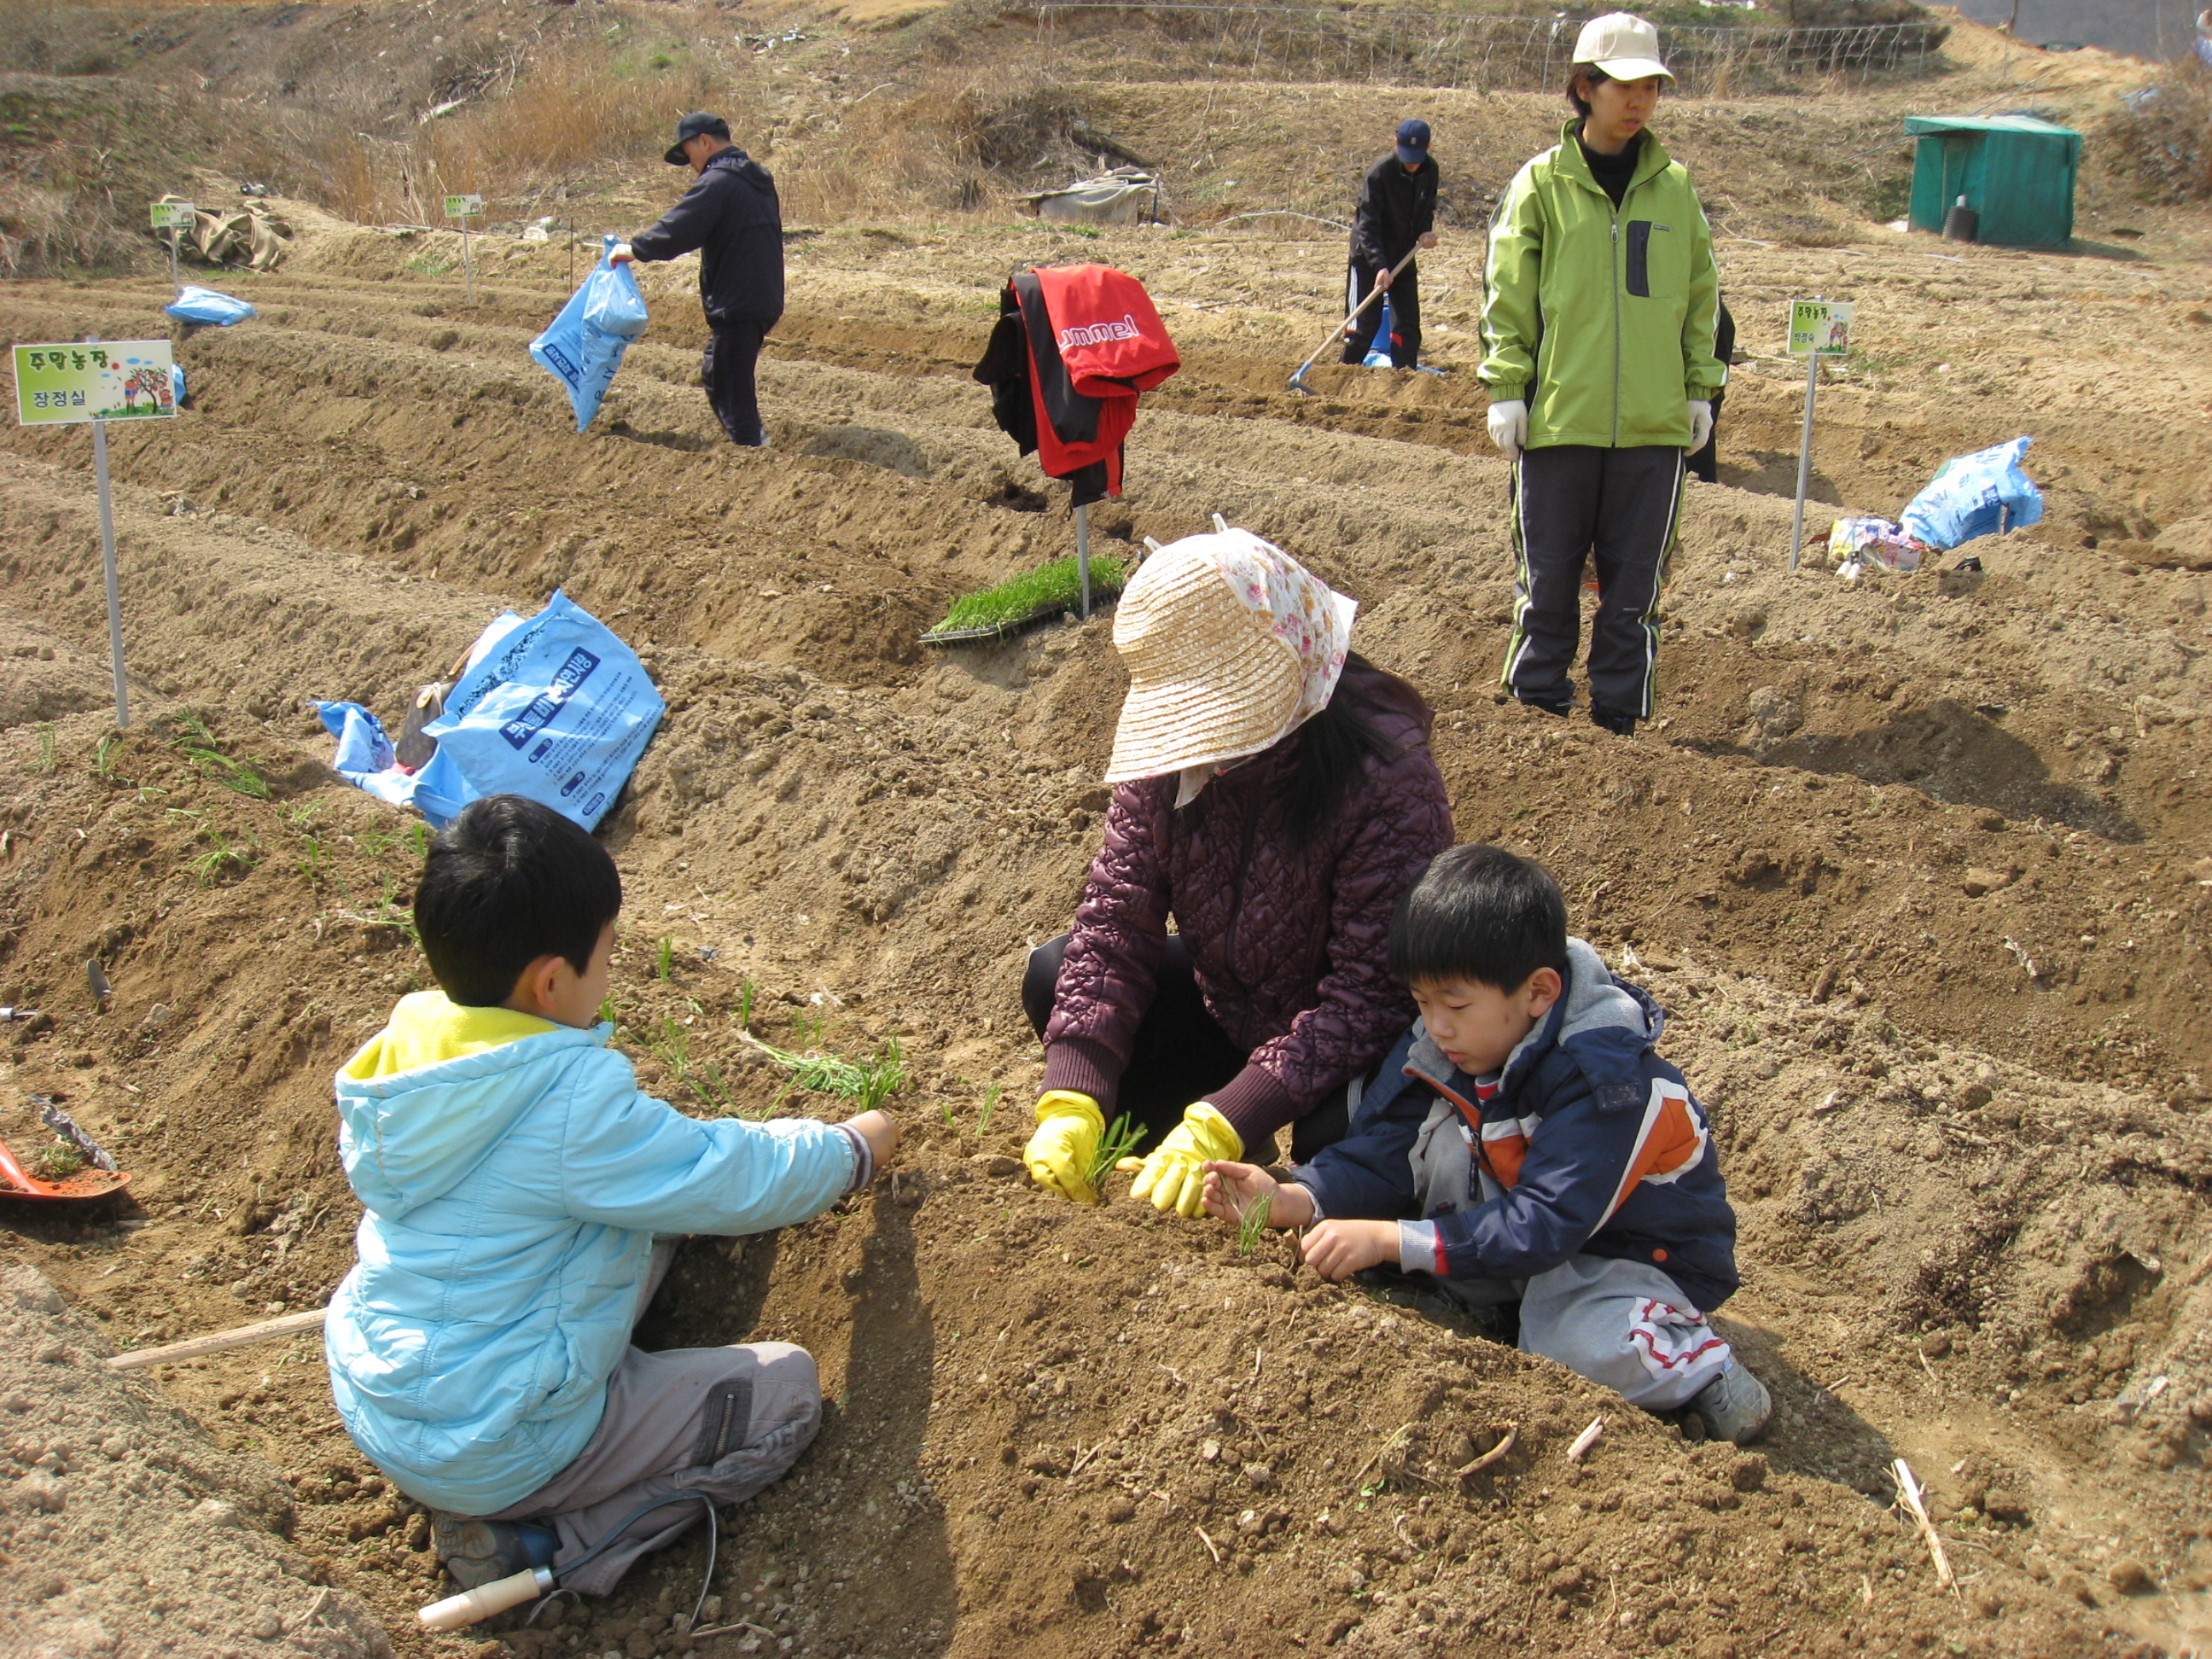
[1288,245,1418,394]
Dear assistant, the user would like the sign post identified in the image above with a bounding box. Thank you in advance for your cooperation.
[444,194,484,305]
[149,201,195,299]
[12,339,179,727]
[1784,298,1854,572]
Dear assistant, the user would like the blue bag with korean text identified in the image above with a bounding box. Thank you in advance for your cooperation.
[164,286,257,326]
[410,591,664,831]
[1900,437,2043,550]
[528,236,649,432]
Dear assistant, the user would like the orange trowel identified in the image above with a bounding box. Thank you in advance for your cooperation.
[0,1101,131,1203]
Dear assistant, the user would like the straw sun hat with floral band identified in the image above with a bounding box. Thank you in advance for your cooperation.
[1103,528,1358,806]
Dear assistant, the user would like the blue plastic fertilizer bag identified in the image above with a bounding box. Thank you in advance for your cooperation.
[410,591,663,831]
[310,701,421,811]
[1900,437,2043,550]
[165,286,257,325]
[529,236,649,432]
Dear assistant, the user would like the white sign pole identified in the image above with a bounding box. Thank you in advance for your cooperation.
[1784,297,1854,573]
[1790,346,1819,573]
[167,229,180,300]
[1074,501,1092,620]
[90,416,128,727]
[463,220,474,306]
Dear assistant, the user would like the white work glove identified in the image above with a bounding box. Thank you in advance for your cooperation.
[1687,399,1714,452]
[608,242,635,265]
[1486,399,1527,463]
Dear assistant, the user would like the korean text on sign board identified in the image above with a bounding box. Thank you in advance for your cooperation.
[1786,300,1854,358]
[149,201,196,230]
[12,341,178,427]
[444,194,485,218]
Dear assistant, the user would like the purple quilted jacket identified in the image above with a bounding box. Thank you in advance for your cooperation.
[1041,660,1455,1148]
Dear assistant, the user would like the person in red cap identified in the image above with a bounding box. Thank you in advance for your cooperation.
[611,114,783,448]
[1342,119,1439,369]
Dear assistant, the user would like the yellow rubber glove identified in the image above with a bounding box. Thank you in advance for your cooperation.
[1130,1103,1242,1218]
[1024,1091,1105,1204]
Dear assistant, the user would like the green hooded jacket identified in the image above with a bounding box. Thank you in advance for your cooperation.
[1479,122,1726,450]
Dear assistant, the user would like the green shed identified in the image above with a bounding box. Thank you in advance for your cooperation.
[1905,115,2081,247]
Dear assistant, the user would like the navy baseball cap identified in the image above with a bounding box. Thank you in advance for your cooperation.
[1395,118,1432,166]
[665,112,731,165]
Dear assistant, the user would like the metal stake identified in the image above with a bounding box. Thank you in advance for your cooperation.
[1074,500,1092,620]
[462,224,474,306]
[166,229,181,300]
[1788,336,1819,573]
[90,418,129,728]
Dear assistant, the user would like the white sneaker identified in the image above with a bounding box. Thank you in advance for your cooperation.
[1689,1360,1772,1445]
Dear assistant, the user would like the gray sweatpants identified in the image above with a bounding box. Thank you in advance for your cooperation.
[480,1243,822,1596]
[1424,1252,1732,1412]
[1501,444,1686,719]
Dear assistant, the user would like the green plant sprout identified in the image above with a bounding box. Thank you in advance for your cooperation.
[928,554,1132,638]
[977,1081,1001,1137]
[938,1096,958,1130]
[736,977,757,1033]
[26,1140,84,1182]
[294,834,328,882]
[94,735,119,778]
[31,723,55,775]
[656,934,674,982]
[1237,1192,1272,1257]
[410,822,431,859]
[595,994,619,1027]
[282,801,322,831]
[355,828,403,858]
[171,711,215,747]
[189,830,254,886]
[739,1030,906,1111]
[1083,1112,1147,1200]
[183,747,271,800]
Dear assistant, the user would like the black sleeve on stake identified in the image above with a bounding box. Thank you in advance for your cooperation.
[1012,268,1102,445]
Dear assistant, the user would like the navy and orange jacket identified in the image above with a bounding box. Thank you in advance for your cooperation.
[1294,938,1738,1313]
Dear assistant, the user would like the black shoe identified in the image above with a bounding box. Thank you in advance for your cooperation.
[1590,704,1637,737]
[1515,695,1571,719]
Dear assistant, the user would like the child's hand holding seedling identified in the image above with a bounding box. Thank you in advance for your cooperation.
[1200,1161,1315,1229]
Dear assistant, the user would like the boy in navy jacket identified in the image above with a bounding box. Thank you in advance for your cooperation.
[1202,842,1769,1442]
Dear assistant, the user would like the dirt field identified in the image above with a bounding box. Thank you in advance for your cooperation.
[4,3,2212,1656]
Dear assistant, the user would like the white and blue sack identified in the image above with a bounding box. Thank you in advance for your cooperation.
[529,237,649,432]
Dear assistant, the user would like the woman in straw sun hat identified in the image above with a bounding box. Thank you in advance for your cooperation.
[1480,10,1725,739]
[1020,527,1453,1215]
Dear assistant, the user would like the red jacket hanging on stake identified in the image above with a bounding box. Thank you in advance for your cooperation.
[994,265,1179,504]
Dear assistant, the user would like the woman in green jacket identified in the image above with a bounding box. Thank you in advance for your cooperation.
[1478,12,1725,737]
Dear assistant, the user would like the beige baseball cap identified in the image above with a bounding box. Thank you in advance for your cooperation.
[1572,12,1674,79]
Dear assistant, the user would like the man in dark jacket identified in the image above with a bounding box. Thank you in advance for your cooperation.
[1342,118,1439,369]
[613,113,783,448]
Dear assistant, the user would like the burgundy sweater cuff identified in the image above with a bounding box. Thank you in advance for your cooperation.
[1208,1066,1301,1152]
[1040,1039,1121,1113]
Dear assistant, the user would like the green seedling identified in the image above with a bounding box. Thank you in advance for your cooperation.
[94,735,119,778]
[1237,1192,1272,1257]
[938,1097,958,1130]
[356,828,403,858]
[928,553,1132,638]
[282,801,322,831]
[595,994,619,1027]
[736,977,757,1033]
[189,830,253,886]
[977,1080,1001,1137]
[31,723,55,775]
[26,1140,84,1182]
[410,821,430,859]
[740,1030,907,1111]
[294,834,328,882]
[183,747,272,800]
[656,934,674,982]
[170,711,216,747]
[1083,1112,1147,1200]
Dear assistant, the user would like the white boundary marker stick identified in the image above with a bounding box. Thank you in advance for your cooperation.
[1892,1457,1955,1590]
[107,1307,327,1371]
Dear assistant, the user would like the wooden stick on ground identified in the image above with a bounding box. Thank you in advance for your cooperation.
[1567,1416,1605,1462]
[1195,1526,1222,1565]
[107,1307,328,1371]
[1892,1457,1955,1590]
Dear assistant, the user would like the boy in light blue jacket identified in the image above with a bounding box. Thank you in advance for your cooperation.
[324,795,899,1597]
